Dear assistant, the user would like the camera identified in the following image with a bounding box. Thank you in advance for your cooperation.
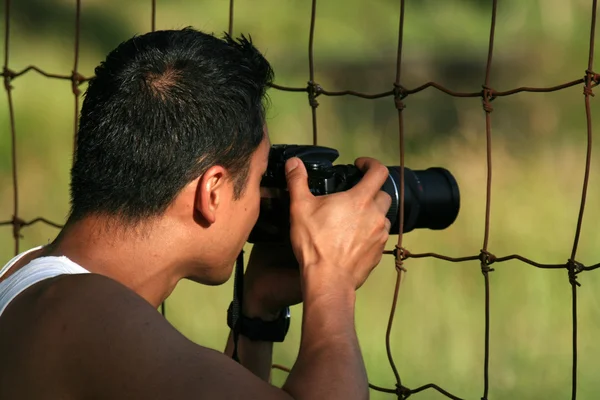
[247,145,460,243]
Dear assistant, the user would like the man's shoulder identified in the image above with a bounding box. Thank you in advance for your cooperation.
[0,273,188,397]
[0,273,290,400]
[0,274,162,397]
[4,272,155,324]
[4,272,175,349]
[0,272,171,359]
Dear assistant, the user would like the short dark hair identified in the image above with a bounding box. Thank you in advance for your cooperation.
[69,28,273,223]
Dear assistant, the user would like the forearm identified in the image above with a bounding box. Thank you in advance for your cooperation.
[223,293,282,381]
[224,330,274,381]
[282,277,368,400]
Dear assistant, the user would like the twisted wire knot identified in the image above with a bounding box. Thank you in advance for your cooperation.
[307,81,321,108]
[481,86,496,113]
[11,215,24,239]
[585,69,599,84]
[393,245,409,272]
[393,83,407,111]
[583,70,597,97]
[394,257,407,273]
[394,245,411,260]
[395,384,411,399]
[567,259,583,287]
[71,71,85,96]
[479,249,496,273]
[3,67,15,91]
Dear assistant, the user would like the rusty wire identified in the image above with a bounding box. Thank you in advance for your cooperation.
[1,0,599,399]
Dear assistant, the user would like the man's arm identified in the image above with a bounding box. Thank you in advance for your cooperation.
[222,243,302,382]
[284,276,365,399]
[223,314,277,381]
[222,278,364,398]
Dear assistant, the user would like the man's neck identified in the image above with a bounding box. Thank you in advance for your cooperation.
[44,215,183,308]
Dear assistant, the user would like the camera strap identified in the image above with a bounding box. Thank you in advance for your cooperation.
[230,250,245,363]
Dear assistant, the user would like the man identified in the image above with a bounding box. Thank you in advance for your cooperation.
[0,28,391,399]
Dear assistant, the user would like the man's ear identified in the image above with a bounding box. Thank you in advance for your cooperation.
[195,165,229,225]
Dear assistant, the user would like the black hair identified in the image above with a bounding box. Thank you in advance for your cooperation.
[69,27,273,224]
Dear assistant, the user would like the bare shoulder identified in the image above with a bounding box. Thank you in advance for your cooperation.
[0,274,291,400]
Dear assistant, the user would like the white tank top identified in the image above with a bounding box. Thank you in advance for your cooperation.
[0,247,90,318]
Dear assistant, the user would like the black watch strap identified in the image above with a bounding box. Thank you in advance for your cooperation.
[227,302,290,342]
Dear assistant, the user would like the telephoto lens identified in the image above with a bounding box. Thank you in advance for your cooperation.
[381,166,460,234]
[248,145,460,243]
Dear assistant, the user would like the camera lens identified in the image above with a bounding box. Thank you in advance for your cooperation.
[248,142,461,244]
[385,167,460,234]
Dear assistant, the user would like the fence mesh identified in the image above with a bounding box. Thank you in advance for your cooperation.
[1,0,599,399]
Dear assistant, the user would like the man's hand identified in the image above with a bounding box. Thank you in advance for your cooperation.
[242,156,392,318]
[280,156,391,400]
[285,156,392,291]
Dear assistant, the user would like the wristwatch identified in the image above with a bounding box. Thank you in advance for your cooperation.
[227,302,291,342]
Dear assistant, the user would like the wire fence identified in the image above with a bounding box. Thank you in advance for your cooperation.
[1,0,599,399]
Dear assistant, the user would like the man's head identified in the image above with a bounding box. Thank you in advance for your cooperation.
[69,28,273,283]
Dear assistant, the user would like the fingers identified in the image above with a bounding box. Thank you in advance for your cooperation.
[285,157,312,202]
[374,190,392,214]
[384,217,392,233]
[352,157,390,198]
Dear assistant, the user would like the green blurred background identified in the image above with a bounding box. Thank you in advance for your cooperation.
[1,0,599,398]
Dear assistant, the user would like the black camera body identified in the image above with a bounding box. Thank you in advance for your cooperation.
[248,145,460,243]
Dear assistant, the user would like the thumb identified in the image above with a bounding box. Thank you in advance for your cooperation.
[285,157,311,201]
